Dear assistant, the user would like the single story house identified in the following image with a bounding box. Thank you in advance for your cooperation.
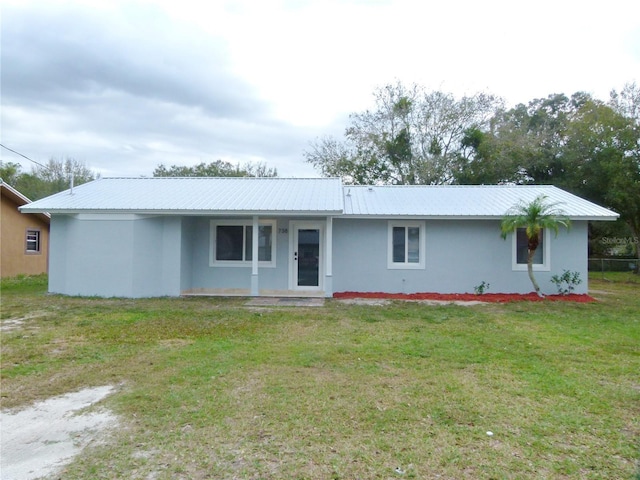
[1,180,50,278]
[20,177,618,298]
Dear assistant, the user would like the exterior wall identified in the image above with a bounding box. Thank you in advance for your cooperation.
[49,215,182,297]
[183,216,302,294]
[46,213,589,298]
[0,194,49,278]
[332,218,588,295]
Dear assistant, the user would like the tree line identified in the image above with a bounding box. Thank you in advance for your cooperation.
[0,159,277,202]
[0,158,96,201]
[305,81,639,260]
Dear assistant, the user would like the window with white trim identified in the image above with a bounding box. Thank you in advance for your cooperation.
[26,229,41,254]
[210,220,276,267]
[387,221,425,269]
[512,227,550,271]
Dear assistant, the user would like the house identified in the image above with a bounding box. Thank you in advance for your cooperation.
[1,180,50,278]
[19,177,618,298]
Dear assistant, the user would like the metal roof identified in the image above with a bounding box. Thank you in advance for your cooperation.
[343,185,619,220]
[19,177,345,215]
[19,178,618,220]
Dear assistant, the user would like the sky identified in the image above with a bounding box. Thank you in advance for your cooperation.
[1,0,639,179]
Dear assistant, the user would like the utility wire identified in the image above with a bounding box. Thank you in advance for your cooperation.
[0,143,50,170]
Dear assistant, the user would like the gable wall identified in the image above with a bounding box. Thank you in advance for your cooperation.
[1,194,49,277]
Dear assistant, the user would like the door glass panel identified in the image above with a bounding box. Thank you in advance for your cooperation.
[407,227,420,263]
[297,229,319,287]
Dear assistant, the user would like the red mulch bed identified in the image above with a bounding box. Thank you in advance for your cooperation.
[333,291,596,303]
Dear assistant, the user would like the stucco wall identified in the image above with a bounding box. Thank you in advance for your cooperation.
[332,218,588,295]
[184,216,297,293]
[0,194,49,278]
[46,214,589,298]
[49,215,182,297]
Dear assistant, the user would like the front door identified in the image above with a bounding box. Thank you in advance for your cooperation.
[291,223,323,291]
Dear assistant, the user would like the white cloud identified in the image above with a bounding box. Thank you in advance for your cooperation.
[1,0,638,178]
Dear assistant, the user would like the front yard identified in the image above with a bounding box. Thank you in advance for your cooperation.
[1,275,639,479]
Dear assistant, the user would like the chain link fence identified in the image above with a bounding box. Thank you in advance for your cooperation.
[589,258,639,273]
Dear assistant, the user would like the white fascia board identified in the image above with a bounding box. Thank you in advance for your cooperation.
[30,209,344,216]
[339,214,619,221]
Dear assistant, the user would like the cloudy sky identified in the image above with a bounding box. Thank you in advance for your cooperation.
[2,0,639,178]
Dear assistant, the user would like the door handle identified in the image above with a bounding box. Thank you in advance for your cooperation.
[294,251,298,261]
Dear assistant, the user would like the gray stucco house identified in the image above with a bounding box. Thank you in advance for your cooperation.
[20,177,618,298]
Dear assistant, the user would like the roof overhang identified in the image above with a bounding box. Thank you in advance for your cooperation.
[19,208,344,217]
[339,214,620,221]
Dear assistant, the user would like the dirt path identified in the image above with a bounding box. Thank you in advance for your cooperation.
[0,385,117,480]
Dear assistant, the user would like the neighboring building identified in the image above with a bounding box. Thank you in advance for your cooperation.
[1,180,50,278]
[20,177,618,298]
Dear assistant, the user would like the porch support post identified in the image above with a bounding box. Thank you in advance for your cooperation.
[251,215,259,296]
[325,216,333,297]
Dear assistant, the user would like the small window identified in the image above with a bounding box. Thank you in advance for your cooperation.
[388,221,425,269]
[26,229,41,254]
[512,228,550,271]
[211,220,276,267]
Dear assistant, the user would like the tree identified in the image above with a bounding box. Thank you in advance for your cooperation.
[153,160,277,178]
[563,97,640,270]
[1,157,96,200]
[609,81,640,123]
[305,82,502,185]
[0,162,22,186]
[500,195,571,296]
[456,92,592,186]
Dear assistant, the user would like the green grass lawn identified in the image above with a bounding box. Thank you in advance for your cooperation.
[1,274,639,479]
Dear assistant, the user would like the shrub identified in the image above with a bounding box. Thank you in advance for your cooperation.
[550,270,582,295]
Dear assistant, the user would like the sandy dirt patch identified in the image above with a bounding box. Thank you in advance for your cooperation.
[0,385,117,480]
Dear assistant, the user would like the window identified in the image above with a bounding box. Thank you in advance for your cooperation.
[388,221,425,269]
[26,229,41,254]
[512,227,550,271]
[211,220,275,267]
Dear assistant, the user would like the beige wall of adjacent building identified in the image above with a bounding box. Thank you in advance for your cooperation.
[1,193,50,277]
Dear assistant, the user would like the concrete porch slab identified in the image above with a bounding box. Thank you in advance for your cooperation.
[244,297,325,307]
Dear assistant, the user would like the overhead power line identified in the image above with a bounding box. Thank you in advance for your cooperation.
[0,143,49,170]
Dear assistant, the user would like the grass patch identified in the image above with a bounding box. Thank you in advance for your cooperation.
[1,275,639,479]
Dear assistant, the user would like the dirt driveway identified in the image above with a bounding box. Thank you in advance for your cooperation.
[0,386,117,480]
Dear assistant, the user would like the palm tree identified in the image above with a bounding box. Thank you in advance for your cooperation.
[501,194,571,296]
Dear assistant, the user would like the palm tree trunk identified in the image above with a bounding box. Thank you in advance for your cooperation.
[527,248,544,297]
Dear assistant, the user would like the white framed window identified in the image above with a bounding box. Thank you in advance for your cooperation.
[26,229,41,254]
[210,220,276,267]
[512,228,550,271]
[387,221,425,269]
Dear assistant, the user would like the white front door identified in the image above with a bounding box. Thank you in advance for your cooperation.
[290,222,323,291]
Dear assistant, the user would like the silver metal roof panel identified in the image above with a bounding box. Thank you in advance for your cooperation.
[20,177,345,215]
[342,185,618,220]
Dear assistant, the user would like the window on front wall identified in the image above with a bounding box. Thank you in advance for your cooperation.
[388,221,425,269]
[211,221,275,266]
[512,227,550,271]
[26,229,41,254]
